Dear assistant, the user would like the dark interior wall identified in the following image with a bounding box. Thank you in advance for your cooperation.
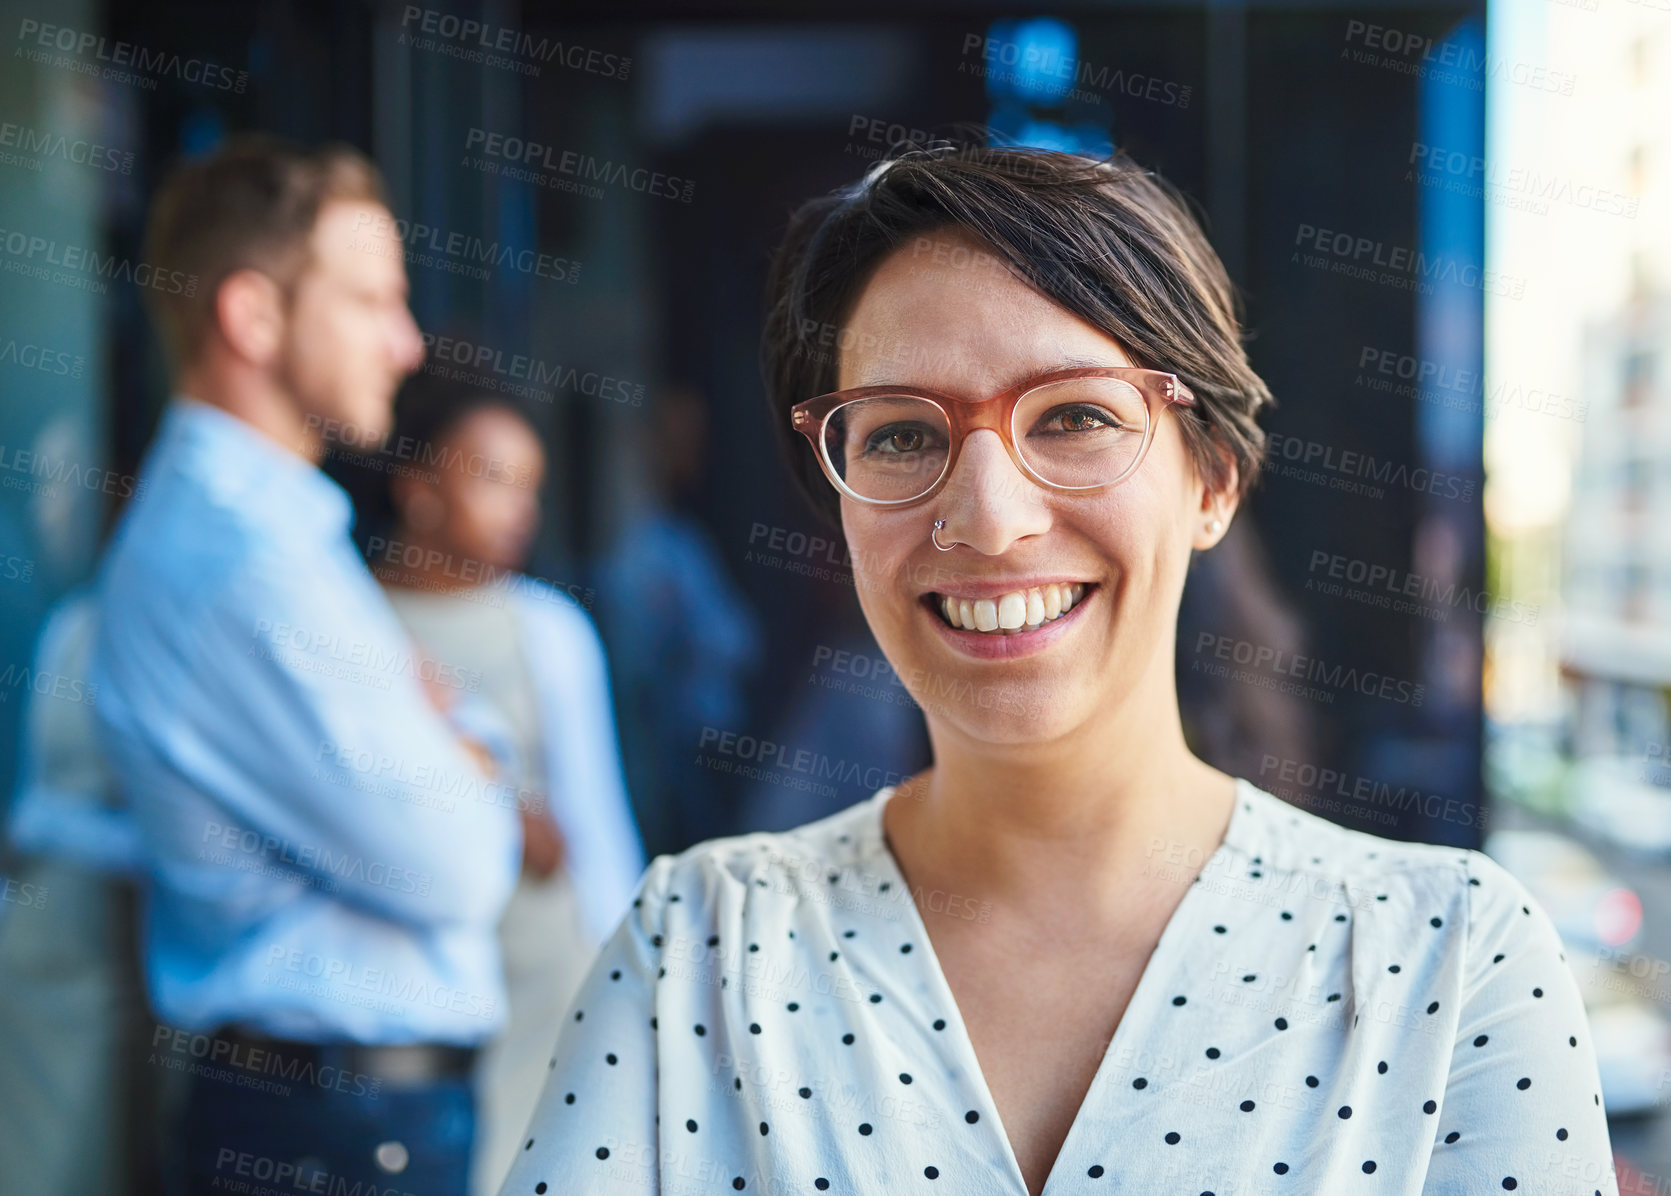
[524,4,1486,846]
[64,0,1484,852]
[100,0,376,483]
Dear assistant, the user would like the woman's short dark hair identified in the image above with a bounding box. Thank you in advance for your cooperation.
[761,144,1274,530]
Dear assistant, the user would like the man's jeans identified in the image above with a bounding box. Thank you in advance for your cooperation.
[174,1064,475,1195]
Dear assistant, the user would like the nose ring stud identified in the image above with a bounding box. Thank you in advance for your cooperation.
[931,520,955,551]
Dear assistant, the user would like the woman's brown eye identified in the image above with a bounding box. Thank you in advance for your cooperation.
[892,429,923,451]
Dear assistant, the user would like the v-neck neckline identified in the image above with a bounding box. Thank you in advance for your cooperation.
[861,778,1255,1196]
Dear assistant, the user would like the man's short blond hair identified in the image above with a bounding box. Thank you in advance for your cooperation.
[142,133,388,370]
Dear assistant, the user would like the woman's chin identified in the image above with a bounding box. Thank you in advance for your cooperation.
[911,679,1080,747]
[471,548,525,578]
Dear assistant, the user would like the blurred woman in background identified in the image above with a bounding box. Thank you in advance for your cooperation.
[368,382,645,1196]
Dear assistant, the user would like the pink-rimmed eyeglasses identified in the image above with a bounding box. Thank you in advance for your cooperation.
[789,366,1197,507]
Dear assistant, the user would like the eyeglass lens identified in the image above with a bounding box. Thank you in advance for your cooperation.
[820,376,1150,502]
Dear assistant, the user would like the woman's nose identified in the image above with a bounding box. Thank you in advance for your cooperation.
[933,428,1051,554]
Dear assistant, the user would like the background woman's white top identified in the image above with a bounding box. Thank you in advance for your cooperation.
[386,575,646,1196]
[502,778,1619,1195]
[383,581,604,1196]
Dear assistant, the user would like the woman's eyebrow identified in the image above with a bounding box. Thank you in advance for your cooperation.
[846,356,1130,392]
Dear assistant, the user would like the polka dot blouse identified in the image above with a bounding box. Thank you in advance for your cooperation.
[501,778,1619,1195]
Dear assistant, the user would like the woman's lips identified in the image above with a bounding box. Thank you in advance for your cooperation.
[919,584,1097,660]
[931,581,1086,633]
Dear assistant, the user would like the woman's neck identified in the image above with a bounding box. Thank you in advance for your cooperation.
[884,686,1235,930]
[376,523,481,594]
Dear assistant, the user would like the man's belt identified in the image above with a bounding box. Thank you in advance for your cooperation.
[216,1025,479,1089]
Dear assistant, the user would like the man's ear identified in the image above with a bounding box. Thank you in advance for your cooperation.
[215,268,286,366]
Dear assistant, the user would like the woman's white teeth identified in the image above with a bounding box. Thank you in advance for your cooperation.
[938,583,1086,634]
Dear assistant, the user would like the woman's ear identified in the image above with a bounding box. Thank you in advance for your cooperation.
[1192,436,1240,551]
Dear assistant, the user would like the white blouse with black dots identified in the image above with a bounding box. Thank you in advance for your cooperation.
[500,778,1620,1195]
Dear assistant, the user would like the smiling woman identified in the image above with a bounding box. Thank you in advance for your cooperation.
[501,146,1620,1196]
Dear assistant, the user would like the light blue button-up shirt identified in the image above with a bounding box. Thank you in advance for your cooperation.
[93,398,522,1045]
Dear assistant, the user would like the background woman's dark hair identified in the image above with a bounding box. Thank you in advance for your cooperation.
[389,373,537,482]
[761,143,1275,530]
[330,370,539,559]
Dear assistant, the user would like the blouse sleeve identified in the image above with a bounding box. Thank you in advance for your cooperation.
[1422,851,1619,1196]
[498,855,671,1196]
[527,594,647,945]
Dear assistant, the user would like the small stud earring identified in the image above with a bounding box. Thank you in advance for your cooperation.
[1208,518,1223,534]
